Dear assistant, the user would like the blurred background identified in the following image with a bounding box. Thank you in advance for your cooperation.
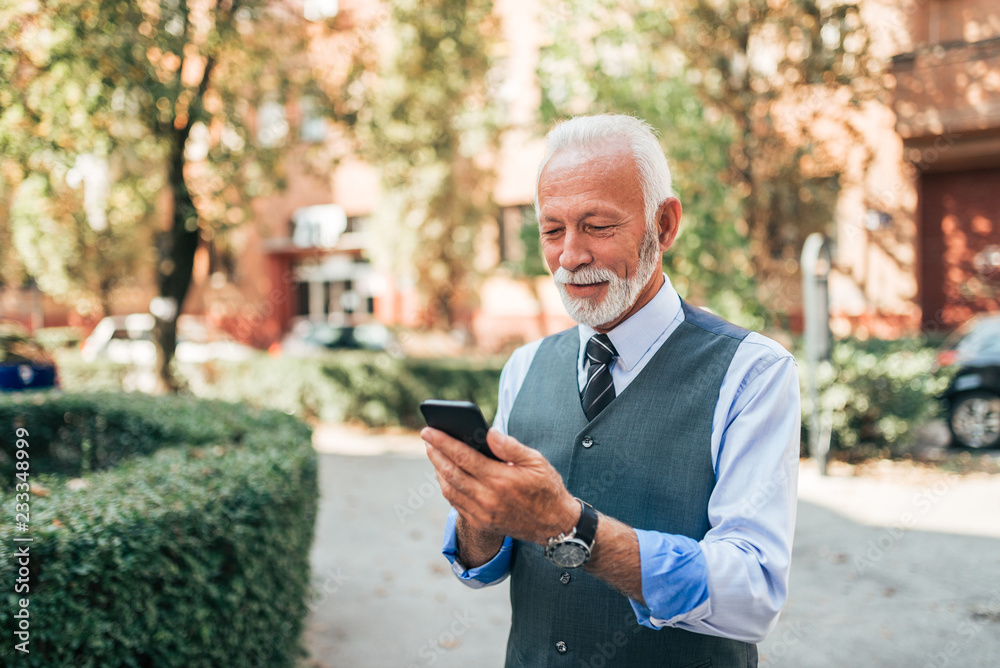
[4,0,1000,459]
[3,2,1000,666]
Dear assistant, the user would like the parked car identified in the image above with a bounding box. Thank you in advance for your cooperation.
[81,314,256,365]
[279,320,404,357]
[0,322,59,392]
[936,313,1000,449]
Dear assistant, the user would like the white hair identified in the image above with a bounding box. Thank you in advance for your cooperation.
[534,114,674,231]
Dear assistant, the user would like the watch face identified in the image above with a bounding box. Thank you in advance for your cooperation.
[549,540,590,568]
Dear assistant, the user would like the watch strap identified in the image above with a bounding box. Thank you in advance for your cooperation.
[573,498,598,548]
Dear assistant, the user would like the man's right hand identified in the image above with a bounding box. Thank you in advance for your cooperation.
[422,426,581,549]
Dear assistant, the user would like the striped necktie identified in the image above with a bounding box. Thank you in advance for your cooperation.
[581,333,618,421]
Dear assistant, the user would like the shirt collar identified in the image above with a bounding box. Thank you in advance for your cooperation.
[577,273,682,373]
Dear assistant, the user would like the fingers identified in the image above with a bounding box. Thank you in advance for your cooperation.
[423,427,569,542]
[435,470,492,530]
[429,449,503,531]
[425,439,489,497]
[486,429,533,463]
[422,426,499,475]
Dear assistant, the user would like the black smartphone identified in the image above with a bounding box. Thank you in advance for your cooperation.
[419,399,501,461]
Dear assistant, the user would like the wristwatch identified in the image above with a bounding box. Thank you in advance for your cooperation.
[544,498,598,568]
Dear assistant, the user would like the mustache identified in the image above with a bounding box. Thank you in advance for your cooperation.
[554,265,618,285]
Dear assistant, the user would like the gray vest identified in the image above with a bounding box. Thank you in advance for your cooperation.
[505,301,757,668]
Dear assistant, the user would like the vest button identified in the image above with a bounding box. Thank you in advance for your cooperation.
[559,571,571,585]
[581,436,594,448]
[555,641,568,654]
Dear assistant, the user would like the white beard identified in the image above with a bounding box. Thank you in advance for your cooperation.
[553,231,661,329]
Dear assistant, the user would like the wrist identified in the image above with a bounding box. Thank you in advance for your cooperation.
[456,514,504,558]
[543,497,599,569]
[543,494,583,546]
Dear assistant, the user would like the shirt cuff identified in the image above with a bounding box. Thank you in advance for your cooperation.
[442,507,514,588]
[629,529,710,628]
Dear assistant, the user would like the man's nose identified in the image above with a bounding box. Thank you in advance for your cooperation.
[559,228,592,272]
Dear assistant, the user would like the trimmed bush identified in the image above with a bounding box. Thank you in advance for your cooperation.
[319,355,503,428]
[0,392,318,667]
[34,326,85,352]
[56,351,505,428]
[800,338,953,460]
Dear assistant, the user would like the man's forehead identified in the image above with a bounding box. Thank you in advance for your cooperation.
[538,138,640,203]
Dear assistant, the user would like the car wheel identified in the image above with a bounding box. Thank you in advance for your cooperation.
[948,390,1000,449]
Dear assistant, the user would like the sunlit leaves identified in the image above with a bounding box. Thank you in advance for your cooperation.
[539,0,878,329]
[1,0,339,322]
[358,0,501,328]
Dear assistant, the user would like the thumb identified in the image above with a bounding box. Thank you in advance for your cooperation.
[486,428,533,463]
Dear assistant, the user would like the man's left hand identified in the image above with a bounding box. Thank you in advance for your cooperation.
[423,427,579,545]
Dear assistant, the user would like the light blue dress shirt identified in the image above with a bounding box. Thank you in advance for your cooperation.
[441,274,800,643]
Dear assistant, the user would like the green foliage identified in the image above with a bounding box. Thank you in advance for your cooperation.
[1,2,166,312]
[32,326,85,352]
[55,351,505,429]
[515,208,549,279]
[47,354,137,393]
[801,338,953,460]
[0,326,51,366]
[539,0,878,328]
[0,393,317,667]
[323,356,504,428]
[0,0,315,232]
[0,392,256,479]
[358,0,501,328]
[1,0,343,386]
[667,0,878,269]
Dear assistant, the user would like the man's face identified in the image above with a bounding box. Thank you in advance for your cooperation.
[537,140,668,331]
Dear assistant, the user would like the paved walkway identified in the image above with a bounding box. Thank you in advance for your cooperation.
[303,424,1000,668]
[304,425,510,668]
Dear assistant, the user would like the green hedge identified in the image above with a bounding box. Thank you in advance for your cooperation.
[53,338,949,463]
[0,393,318,667]
[800,338,953,460]
[319,356,504,428]
[34,326,85,352]
[56,351,505,429]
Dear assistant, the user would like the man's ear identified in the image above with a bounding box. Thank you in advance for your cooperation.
[656,198,682,252]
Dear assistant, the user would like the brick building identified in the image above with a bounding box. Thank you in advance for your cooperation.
[890,0,1000,333]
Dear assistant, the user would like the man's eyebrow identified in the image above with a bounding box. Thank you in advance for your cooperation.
[541,211,614,224]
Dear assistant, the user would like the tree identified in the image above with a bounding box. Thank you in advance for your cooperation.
[539,0,879,328]
[1,0,343,390]
[355,0,501,333]
[0,8,158,316]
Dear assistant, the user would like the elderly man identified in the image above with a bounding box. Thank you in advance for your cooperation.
[423,114,799,667]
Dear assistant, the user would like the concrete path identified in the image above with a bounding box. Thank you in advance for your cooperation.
[304,425,510,668]
[303,425,1000,668]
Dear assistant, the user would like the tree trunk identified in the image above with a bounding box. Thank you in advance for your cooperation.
[153,138,200,393]
[99,275,115,319]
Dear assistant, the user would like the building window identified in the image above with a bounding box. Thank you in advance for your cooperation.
[296,281,310,317]
[292,204,347,248]
[299,96,329,143]
[293,256,378,322]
